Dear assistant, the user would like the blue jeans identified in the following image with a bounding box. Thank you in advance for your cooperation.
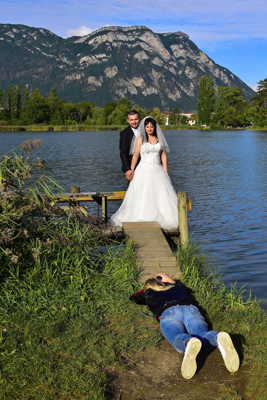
[159,305,218,353]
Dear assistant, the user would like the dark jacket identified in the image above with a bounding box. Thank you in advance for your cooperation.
[130,282,193,320]
[120,126,134,173]
[119,125,141,173]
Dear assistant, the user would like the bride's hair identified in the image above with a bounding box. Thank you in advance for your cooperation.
[144,117,158,141]
[129,115,169,155]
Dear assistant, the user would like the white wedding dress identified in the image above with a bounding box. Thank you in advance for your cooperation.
[110,142,178,229]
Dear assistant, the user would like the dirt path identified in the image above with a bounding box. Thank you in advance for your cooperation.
[110,338,246,400]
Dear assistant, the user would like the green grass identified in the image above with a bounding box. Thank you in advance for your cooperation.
[0,222,159,399]
[250,125,267,131]
[0,124,125,132]
[0,124,199,132]
[179,244,267,399]
[1,152,266,399]
[0,152,159,399]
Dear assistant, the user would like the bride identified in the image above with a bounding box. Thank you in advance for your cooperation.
[110,116,178,230]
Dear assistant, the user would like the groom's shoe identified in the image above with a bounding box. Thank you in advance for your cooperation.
[181,337,202,379]
[217,332,240,373]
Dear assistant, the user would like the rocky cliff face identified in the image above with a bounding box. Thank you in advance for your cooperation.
[0,24,254,110]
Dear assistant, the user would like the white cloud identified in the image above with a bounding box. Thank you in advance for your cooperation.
[102,0,267,42]
[3,0,267,45]
[66,25,93,37]
[249,83,258,92]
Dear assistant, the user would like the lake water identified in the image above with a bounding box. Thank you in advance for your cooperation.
[1,129,267,309]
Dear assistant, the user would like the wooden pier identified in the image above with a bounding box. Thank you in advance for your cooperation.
[54,189,192,281]
[1,187,191,281]
[123,222,182,282]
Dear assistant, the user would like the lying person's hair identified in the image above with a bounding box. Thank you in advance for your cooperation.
[144,277,175,291]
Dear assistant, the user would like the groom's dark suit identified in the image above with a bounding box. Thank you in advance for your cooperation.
[119,125,134,173]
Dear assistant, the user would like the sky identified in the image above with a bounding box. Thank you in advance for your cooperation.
[1,0,267,90]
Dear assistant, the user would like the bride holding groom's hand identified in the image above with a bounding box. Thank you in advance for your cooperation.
[111,111,178,230]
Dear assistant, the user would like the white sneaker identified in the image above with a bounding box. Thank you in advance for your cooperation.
[181,337,202,379]
[217,332,240,373]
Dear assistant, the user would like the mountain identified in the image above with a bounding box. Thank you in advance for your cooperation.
[0,23,255,111]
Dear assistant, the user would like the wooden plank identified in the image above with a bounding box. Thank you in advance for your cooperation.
[107,192,125,200]
[140,267,181,275]
[140,260,177,266]
[138,252,176,258]
[123,222,182,281]
[138,255,177,261]
[55,191,126,202]
[133,242,170,248]
[123,221,160,230]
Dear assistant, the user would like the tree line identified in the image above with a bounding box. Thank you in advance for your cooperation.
[197,77,267,128]
[0,86,129,126]
[0,86,169,127]
[0,78,266,128]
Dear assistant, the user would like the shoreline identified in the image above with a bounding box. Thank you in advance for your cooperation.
[1,124,267,132]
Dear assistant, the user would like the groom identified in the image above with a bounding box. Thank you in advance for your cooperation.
[120,110,140,181]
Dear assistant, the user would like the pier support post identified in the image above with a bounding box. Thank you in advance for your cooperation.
[102,195,108,223]
[70,186,80,206]
[70,186,80,194]
[178,192,189,248]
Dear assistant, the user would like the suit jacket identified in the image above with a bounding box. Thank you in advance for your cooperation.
[119,125,134,173]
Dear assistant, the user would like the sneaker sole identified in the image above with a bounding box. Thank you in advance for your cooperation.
[217,332,240,373]
[181,338,202,379]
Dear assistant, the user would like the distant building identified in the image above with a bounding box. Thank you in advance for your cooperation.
[161,111,171,126]
[179,113,197,126]
[161,111,197,126]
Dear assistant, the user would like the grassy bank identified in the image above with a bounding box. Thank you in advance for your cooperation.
[0,225,159,399]
[0,152,266,399]
[1,238,266,399]
[2,124,265,133]
[0,124,194,132]
[179,245,267,399]
[250,125,267,131]
[0,124,125,132]
[0,152,159,399]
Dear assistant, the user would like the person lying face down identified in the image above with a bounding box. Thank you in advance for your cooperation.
[130,273,240,380]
